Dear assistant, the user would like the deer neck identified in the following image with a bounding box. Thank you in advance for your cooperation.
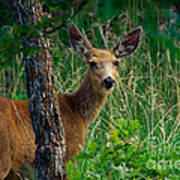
[68,70,108,127]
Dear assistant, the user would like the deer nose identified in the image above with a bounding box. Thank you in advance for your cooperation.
[102,77,115,89]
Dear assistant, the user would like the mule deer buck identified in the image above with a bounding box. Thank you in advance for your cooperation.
[0,24,141,179]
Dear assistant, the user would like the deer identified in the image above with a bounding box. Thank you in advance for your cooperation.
[0,24,141,179]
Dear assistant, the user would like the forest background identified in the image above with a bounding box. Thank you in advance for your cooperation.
[0,0,180,179]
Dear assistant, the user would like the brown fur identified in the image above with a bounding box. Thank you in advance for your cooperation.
[0,69,109,179]
[0,24,141,179]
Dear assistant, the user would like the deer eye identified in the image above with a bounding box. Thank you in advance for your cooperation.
[89,61,97,68]
[114,61,119,66]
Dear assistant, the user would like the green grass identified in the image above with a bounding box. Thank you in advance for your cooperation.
[0,2,180,179]
[53,7,180,179]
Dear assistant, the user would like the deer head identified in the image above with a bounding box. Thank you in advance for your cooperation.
[69,24,141,94]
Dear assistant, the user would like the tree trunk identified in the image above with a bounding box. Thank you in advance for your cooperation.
[11,0,66,179]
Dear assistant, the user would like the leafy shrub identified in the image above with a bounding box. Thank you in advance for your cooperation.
[66,119,179,179]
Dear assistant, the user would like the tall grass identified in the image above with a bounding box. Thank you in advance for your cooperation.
[0,1,179,179]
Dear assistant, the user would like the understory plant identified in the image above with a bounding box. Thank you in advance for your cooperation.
[66,119,180,180]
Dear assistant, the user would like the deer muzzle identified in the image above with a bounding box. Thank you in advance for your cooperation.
[102,77,115,90]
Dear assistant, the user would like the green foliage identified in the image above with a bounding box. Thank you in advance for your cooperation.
[23,163,35,180]
[0,0,86,69]
[0,0,180,179]
[0,25,14,68]
[67,119,179,180]
[67,119,179,179]
[0,1,14,26]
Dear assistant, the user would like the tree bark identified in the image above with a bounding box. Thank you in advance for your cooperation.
[11,0,66,179]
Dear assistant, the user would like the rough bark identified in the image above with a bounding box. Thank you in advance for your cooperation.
[11,0,66,179]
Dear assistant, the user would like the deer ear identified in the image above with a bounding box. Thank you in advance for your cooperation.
[68,24,92,55]
[113,27,142,58]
